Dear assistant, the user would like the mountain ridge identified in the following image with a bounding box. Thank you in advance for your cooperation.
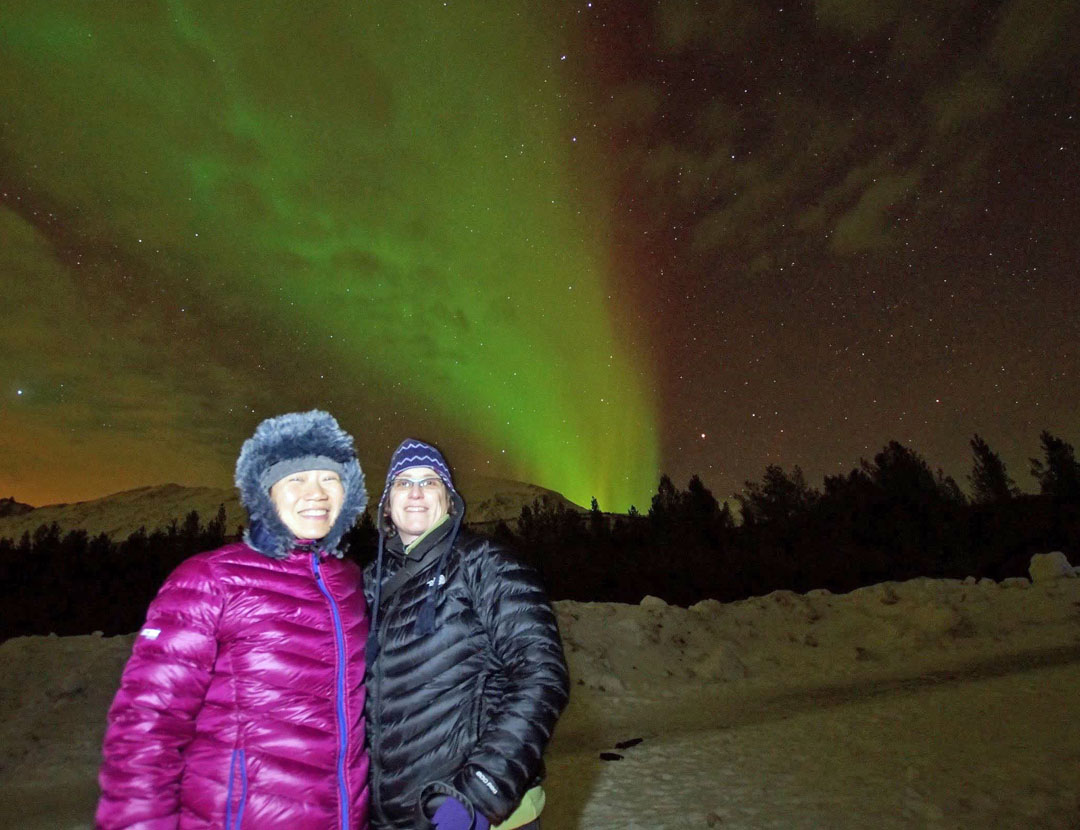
[0,497,34,519]
[0,478,585,542]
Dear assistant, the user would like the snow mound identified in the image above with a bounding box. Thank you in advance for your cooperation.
[1029,551,1078,582]
[556,558,1080,697]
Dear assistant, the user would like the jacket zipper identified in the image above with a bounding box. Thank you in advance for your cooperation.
[313,553,351,829]
[224,747,248,829]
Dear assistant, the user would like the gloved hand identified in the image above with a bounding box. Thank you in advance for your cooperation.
[431,796,490,830]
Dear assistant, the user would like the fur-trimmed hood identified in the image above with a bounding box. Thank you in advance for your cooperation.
[235,410,367,559]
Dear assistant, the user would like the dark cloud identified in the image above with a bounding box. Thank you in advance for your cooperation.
[574,0,1079,502]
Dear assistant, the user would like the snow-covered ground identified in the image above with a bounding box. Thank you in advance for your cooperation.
[2,554,1079,829]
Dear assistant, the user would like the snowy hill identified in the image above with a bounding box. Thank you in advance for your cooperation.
[0,477,583,542]
[0,484,242,541]
[454,474,586,526]
[2,555,1078,828]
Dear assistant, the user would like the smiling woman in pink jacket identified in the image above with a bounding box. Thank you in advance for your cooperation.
[96,410,370,829]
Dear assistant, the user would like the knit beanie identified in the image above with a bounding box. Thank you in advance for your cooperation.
[382,438,457,497]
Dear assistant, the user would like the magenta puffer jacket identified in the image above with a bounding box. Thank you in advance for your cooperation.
[96,541,369,829]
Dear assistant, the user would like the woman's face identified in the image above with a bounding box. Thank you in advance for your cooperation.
[269,469,345,540]
[386,465,449,545]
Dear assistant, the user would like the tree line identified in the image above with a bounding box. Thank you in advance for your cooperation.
[0,506,232,639]
[1,431,1076,640]
[486,430,1080,606]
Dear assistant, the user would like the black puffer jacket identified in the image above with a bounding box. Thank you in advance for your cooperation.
[363,517,569,829]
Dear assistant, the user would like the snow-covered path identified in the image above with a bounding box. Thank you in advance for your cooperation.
[4,654,1079,828]
[544,653,1080,829]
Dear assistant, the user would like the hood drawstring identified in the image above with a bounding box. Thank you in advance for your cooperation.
[366,498,388,663]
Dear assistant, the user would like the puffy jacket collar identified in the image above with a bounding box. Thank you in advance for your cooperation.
[385,514,453,562]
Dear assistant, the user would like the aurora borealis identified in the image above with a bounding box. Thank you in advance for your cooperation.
[2,1,1078,512]
[1,2,657,509]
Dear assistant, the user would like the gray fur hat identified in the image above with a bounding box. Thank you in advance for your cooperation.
[235,410,367,559]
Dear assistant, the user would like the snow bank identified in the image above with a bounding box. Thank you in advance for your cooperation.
[1029,550,1080,582]
[558,568,1080,697]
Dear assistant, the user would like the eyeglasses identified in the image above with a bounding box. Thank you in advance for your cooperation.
[391,476,444,491]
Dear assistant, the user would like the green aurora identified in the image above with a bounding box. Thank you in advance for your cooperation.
[1,2,659,509]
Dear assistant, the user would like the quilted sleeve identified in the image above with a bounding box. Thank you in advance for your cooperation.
[96,554,226,830]
[450,540,569,824]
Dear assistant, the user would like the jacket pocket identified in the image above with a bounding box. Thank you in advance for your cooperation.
[224,747,248,830]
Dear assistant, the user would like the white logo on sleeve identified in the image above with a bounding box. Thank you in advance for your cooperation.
[474,769,499,795]
[140,628,161,640]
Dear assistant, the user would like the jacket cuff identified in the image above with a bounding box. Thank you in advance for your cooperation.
[417,780,482,828]
[451,765,510,825]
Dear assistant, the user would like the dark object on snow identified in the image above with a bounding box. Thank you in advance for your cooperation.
[599,752,623,761]
[614,737,643,750]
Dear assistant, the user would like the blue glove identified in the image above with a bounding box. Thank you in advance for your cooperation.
[431,797,490,830]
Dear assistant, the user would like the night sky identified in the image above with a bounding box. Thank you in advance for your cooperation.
[2,1,1077,512]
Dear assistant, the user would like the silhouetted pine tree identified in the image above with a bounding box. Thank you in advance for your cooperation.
[342,511,378,567]
[204,503,228,548]
[735,465,818,526]
[1030,431,1080,501]
[968,434,1019,504]
[1029,431,1080,553]
[648,475,680,536]
[588,497,609,543]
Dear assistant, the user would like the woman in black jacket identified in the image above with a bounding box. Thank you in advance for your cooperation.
[364,439,569,830]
